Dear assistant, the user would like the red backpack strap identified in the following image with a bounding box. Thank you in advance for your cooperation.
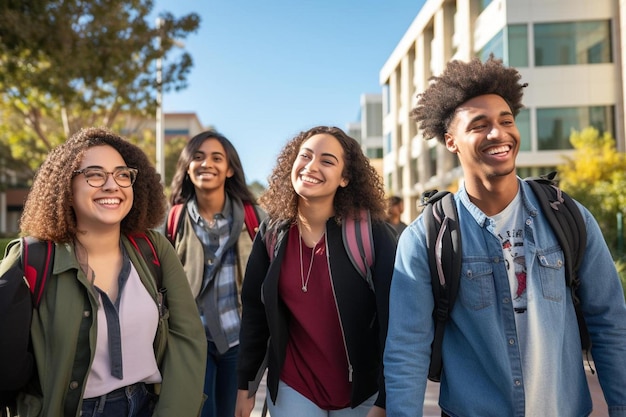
[166,204,184,244]
[127,233,167,313]
[342,209,374,289]
[21,237,54,307]
[243,201,260,241]
[127,234,163,288]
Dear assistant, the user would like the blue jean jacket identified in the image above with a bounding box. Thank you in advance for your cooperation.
[384,179,626,417]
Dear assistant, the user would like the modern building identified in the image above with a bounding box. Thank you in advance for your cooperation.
[347,94,385,179]
[380,0,622,223]
[120,112,206,142]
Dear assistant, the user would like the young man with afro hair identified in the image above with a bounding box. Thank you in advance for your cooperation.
[384,56,626,416]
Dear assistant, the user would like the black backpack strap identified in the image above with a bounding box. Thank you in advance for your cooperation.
[525,174,590,351]
[421,190,462,382]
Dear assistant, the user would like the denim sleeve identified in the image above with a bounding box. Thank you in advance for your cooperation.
[384,218,434,417]
[575,204,626,415]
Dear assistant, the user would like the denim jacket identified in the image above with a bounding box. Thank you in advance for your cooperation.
[384,179,626,417]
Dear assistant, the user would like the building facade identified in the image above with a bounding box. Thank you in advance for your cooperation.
[380,0,623,222]
[347,94,385,179]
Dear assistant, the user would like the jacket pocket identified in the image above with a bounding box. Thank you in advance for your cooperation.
[536,248,565,302]
[459,260,494,311]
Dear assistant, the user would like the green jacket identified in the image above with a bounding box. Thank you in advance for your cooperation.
[0,231,207,417]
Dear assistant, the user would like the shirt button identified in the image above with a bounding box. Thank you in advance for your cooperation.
[526,218,532,226]
[514,379,522,386]
[69,381,79,390]
[83,311,91,318]
[207,259,213,265]
[503,297,510,304]
[509,338,515,345]
[493,257,500,263]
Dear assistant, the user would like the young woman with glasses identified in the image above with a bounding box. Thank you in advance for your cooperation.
[0,127,207,417]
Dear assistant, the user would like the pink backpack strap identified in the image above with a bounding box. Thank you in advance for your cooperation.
[342,209,374,290]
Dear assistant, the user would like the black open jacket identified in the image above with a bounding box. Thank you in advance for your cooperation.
[237,216,396,409]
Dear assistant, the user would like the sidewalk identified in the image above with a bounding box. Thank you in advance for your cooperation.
[249,362,608,416]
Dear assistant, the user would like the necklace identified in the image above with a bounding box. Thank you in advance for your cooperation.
[299,230,315,292]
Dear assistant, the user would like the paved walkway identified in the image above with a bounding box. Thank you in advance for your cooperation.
[251,362,608,417]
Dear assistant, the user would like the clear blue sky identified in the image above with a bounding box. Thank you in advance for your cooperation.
[154,0,425,185]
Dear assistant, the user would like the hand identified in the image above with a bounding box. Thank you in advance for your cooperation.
[235,389,256,417]
[366,405,386,417]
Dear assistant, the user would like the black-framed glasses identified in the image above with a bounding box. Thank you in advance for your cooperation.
[73,167,138,188]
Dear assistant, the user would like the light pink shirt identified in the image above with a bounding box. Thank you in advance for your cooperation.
[83,264,161,398]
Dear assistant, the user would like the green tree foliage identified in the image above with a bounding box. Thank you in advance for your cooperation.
[0,0,200,170]
[558,127,626,257]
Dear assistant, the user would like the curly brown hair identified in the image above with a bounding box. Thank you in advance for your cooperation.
[411,55,527,144]
[169,130,256,206]
[20,127,166,242]
[260,126,387,224]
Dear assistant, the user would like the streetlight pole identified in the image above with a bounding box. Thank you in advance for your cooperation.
[155,18,165,184]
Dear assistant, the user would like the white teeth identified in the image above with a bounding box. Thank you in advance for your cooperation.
[301,175,321,184]
[487,145,510,155]
[96,198,120,205]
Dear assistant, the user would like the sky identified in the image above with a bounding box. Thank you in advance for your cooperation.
[153,0,425,185]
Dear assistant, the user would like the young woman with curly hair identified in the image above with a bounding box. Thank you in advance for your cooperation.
[235,126,396,417]
[0,127,206,417]
[167,130,264,417]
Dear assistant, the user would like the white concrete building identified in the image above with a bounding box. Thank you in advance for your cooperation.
[347,94,385,179]
[380,0,623,222]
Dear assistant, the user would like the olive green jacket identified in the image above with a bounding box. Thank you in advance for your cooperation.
[0,231,207,417]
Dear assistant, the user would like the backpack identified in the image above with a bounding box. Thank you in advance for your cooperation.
[421,172,589,382]
[0,233,164,412]
[166,201,261,244]
[22,233,165,308]
[264,209,375,290]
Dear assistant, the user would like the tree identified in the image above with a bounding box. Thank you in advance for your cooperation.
[557,127,626,257]
[0,0,200,170]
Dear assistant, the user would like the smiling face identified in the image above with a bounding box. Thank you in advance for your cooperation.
[71,145,134,232]
[186,138,233,194]
[290,133,349,204]
[445,94,520,184]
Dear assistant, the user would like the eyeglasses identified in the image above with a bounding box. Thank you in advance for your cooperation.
[73,167,138,188]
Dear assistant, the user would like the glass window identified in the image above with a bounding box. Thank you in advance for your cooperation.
[516,108,531,151]
[478,30,503,62]
[411,157,419,184]
[428,146,438,178]
[385,133,392,155]
[507,25,528,67]
[479,0,493,12]
[537,105,614,150]
[478,25,528,67]
[366,148,383,159]
[534,20,612,66]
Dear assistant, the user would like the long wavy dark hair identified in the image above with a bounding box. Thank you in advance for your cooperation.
[260,126,387,225]
[169,130,255,206]
[20,127,166,242]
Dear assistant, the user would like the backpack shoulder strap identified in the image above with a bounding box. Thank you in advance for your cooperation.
[342,209,375,291]
[127,233,167,310]
[166,204,184,244]
[525,173,590,350]
[243,201,261,241]
[21,237,55,307]
[421,190,462,382]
